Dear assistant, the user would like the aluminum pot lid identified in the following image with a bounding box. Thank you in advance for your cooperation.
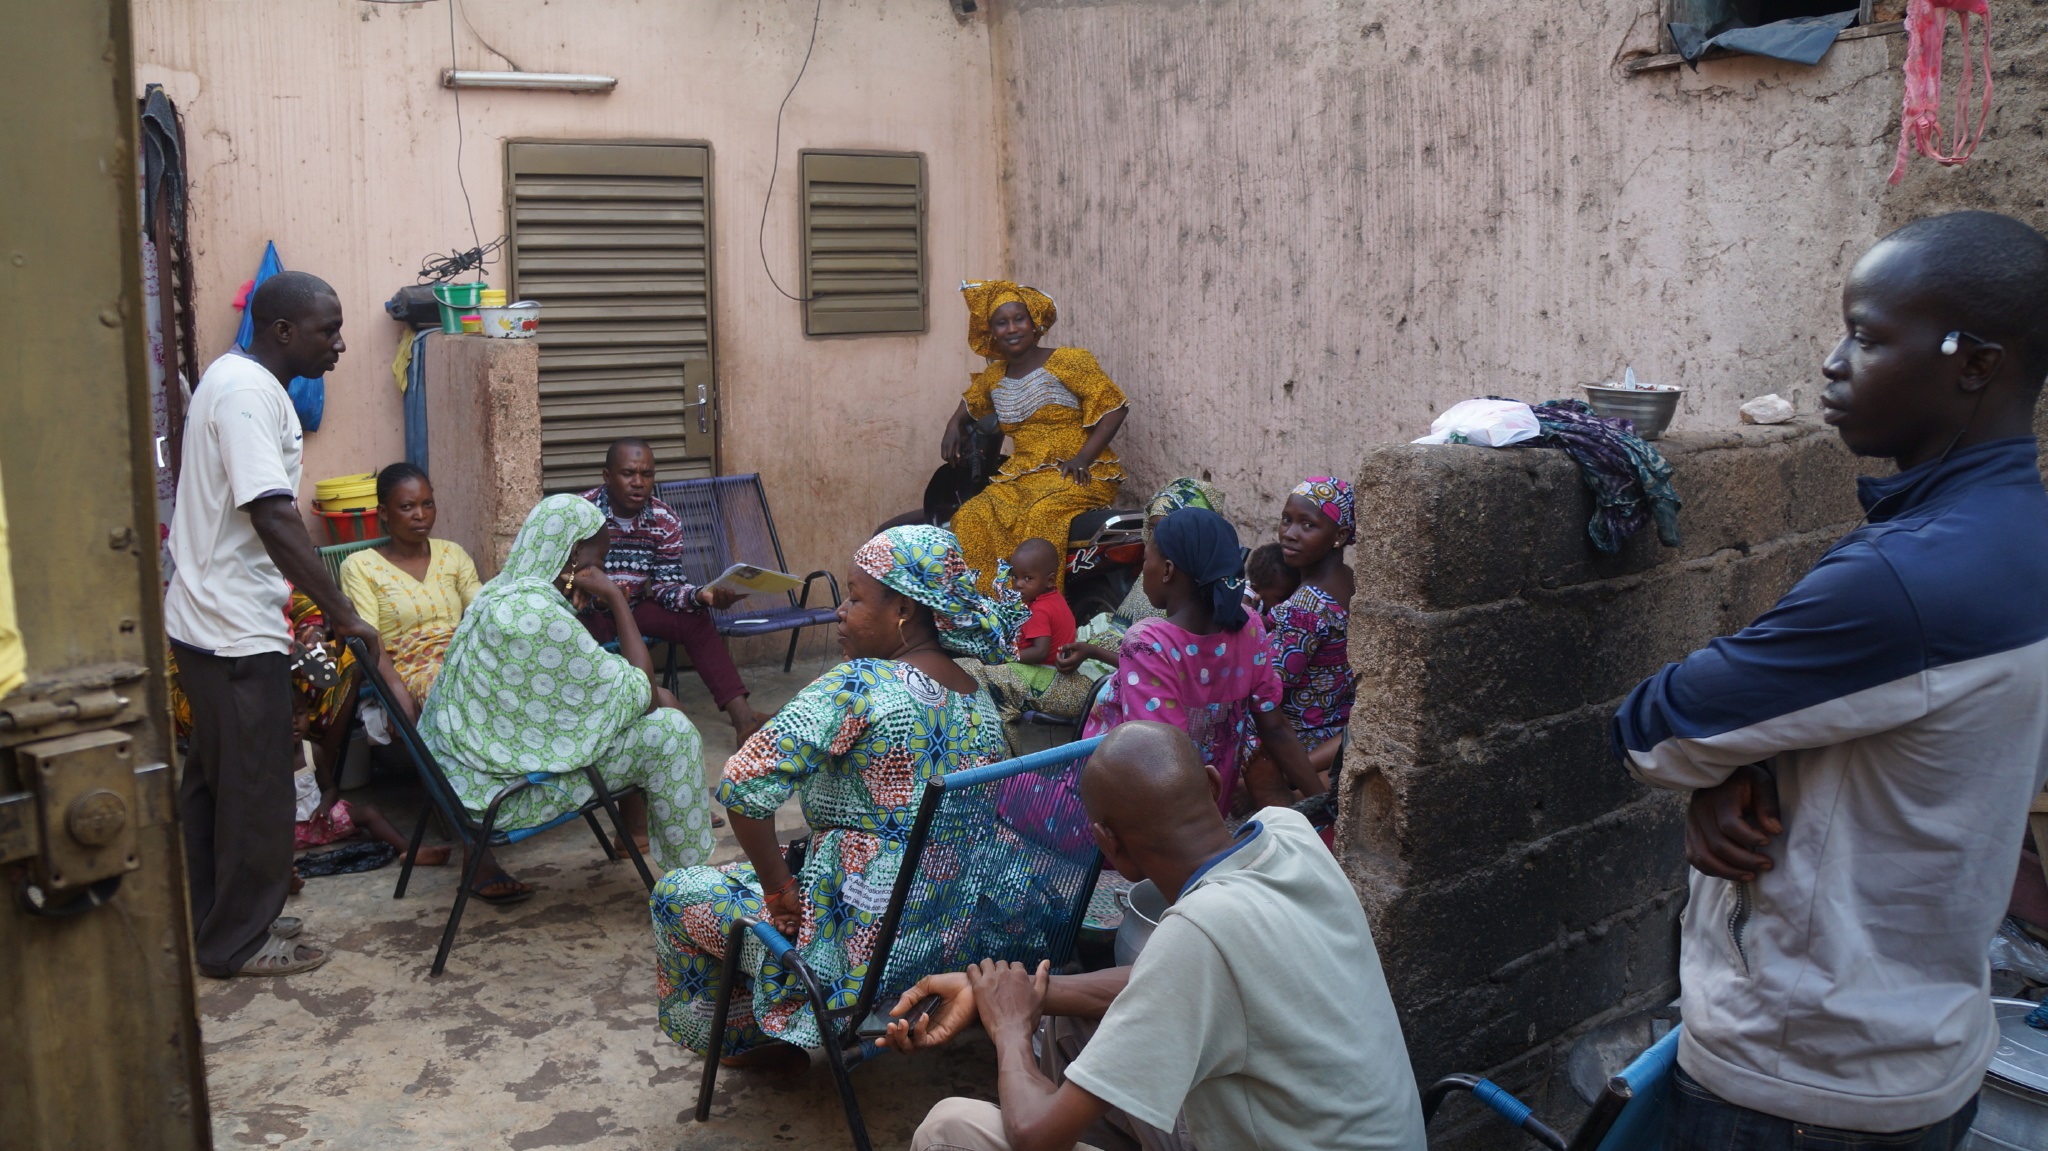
[1989,998,2048,1095]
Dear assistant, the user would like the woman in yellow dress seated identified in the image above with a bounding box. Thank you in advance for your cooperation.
[339,463,482,721]
[942,280,1128,592]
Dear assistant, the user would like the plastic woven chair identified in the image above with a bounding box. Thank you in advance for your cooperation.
[317,536,387,586]
[1420,1023,1682,1151]
[651,475,840,675]
[342,637,656,976]
[693,735,1108,1151]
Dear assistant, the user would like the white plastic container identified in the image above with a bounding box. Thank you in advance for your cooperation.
[478,300,541,339]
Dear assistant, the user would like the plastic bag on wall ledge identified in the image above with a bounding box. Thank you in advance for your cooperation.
[1888,0,1994,184]
[1739,394,1796,424]
[1412,398,1542,447]
[1670,10,1857,67]
[1990,917,2048,984]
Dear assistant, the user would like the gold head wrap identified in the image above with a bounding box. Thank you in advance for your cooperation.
[961,280,1057,360]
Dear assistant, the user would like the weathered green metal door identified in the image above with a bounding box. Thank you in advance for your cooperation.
[0,1,211,1148]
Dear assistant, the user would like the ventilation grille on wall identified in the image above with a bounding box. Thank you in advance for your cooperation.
[507,141,717,492]
[800,151,926,336]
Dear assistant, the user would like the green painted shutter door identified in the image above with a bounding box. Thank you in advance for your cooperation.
[506,141,716,492]
[801,152,926,336]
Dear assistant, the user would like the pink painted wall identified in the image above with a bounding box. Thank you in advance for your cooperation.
[133,0,1004,582]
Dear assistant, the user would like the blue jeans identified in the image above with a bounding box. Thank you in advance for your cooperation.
[1668,1067,1978,1150]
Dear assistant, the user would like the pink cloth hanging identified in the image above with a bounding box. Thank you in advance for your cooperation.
[1888,0,1995,184]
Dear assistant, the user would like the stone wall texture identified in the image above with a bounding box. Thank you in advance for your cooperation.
[989,0,1907,539]
[1335,424,1883,1144]
[425,334,543,579]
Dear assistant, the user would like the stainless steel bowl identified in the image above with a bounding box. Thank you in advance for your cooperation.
[1582,383,1684,440]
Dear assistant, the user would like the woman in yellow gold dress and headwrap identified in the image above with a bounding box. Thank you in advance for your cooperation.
[943,281,1128,592]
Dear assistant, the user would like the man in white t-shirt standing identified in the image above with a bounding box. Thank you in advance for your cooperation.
[166,270,380,977]
[886,722,1427,1151]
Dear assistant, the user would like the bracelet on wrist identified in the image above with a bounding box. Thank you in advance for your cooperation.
[765,874,798,900]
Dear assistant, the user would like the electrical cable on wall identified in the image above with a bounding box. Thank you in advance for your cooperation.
[759,0,825,303]
[444,0,491,281]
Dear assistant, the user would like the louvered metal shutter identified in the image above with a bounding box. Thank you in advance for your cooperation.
[800,151,926,336]
[506,141,717,493]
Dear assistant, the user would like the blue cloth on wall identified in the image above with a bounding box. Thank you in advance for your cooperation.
[236,240,327,431]
[404,329,430,475]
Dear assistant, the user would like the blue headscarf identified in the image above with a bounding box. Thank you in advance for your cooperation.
[1151,508,1248,631]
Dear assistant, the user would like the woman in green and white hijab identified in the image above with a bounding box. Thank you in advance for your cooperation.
[420,495,715,889]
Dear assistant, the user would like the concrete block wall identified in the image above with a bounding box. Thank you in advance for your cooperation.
[1335,423,1879,1144]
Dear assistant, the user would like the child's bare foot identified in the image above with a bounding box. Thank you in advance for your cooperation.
[412,844,452,866]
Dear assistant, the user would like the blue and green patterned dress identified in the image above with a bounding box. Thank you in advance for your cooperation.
[652,657,1006,1053]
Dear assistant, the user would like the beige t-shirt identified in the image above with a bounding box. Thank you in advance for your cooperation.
[1065,808,1426,1150]
[164,352,302,656]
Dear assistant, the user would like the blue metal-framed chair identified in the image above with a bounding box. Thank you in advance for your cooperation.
[652,474,841,675]
[342,637,656,976]
[693,736,1108,1151]
[317,536,386,586]
[1421,1023,1682,1150]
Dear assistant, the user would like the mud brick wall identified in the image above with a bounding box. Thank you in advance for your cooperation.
[1334,423,1876,1144]
[424,334,543,579]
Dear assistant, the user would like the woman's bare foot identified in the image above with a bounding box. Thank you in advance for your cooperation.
[612,834,653,859]
[719,1040,810,1072]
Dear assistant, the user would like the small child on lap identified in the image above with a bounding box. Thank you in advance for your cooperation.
[964,538,1097,728]
[1244,542,1300,624]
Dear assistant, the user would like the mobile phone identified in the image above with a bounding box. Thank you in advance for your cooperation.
[854,993,945,1040]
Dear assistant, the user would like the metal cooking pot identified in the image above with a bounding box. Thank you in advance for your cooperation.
[1113,879,1167,967]
[1962,998,2048,1149]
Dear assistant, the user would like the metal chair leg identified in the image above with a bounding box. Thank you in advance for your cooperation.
[694,918,751,1123]
[585,770,656,890]
[585,809,620,861]
[788,953,872,1151]
[394,805,433,899]
[434,794,511,977]
[783,628,801,674]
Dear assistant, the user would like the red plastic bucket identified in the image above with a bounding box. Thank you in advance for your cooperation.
[318,507,379,545]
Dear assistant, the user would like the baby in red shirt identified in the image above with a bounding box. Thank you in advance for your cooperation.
[1009,537,1077,666]
[965,538,1095,730]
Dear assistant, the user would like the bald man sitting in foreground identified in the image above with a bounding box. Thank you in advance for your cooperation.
[886,722,1426,1151]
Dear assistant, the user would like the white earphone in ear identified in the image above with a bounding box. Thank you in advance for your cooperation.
[1941,332,1962,355]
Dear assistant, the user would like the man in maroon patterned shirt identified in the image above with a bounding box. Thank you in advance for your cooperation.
[579,439,763,742]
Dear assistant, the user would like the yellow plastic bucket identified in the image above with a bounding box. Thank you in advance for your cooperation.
[314,472,379,512]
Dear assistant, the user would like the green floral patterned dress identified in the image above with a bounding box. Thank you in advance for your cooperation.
[419,494,715,872]
[652,657,1006,1053]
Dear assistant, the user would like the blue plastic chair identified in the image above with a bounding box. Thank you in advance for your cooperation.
[693,736,1108,1151]
[651,474,841,675]
[342,637,656,976]
[1421,1023,1682,1150]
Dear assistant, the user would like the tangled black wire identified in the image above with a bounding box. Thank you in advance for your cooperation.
[417,236,506,285]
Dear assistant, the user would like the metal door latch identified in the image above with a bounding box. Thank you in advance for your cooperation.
[2,729,146,892]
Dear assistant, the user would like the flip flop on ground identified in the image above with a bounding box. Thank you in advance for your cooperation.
[470,873,534,905]
[235,933,329,976]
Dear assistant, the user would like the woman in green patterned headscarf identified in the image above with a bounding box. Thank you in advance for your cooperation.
[420,495,715,900]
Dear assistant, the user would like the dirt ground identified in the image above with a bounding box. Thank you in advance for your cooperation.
[198,660,1001,1151]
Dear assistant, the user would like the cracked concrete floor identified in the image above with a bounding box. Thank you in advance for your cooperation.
[200,661,999,1150]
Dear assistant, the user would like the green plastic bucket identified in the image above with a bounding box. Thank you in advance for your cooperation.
[432,282,485,334]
